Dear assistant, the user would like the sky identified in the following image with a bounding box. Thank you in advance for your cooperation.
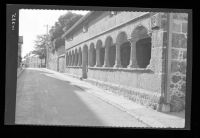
[19,9,89,58]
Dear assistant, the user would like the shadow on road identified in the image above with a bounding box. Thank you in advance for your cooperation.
[16,68,106,126]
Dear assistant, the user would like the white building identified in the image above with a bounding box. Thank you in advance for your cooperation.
[25,54,40,68]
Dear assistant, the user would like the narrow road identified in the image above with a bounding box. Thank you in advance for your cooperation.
[16,68,147,127]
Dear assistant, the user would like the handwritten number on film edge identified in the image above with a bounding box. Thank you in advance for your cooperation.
[11,13,16,31]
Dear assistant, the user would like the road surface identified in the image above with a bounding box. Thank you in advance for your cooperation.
[15,68,147,127]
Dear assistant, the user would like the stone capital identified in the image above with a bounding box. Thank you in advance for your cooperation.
[128,37,139,43]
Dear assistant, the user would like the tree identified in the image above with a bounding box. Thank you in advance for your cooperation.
[58,12,83,32]
[32,34,49,67]
[49,12,83,51]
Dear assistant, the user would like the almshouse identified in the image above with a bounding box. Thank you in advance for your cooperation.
[54,11,188,112]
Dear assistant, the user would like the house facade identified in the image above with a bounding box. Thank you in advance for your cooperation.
[25,54,41,68]
[61,11,188,112]
[47,45,65,72]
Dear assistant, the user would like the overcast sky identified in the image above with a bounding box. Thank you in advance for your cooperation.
[19,9,89,58]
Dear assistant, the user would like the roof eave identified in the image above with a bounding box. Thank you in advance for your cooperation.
[61,11,94,39]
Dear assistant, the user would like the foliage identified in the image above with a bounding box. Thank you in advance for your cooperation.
[32,34,49,59]
[49,12,82,40]
[58,12,83,33]
[54,37,65,49]
[49,12,83,51]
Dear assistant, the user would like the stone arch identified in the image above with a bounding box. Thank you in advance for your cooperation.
[71,50,73,66]
[68,53,70,66]
[121,41,131,68]
[75,49,78,66]
[66,52,69,66]
[72,50,75,66]
[92,45,96,67]
[68,51,71,66]
[97,40,105,67]
[104,36,114,67]
[96,40,103,49]
[89,43,96,67]
[116,31,128,45]
[95,40,104,67]
[131,25,149,41]
[116,31,131,68]
[105,36,113,47]
[82,45,88,79]
[136,37,152,68]
[131,25,151,68]
[78,47,82,66]
[83,45,88,67]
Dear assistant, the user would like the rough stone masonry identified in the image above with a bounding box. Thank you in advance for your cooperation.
[47,12,188,112]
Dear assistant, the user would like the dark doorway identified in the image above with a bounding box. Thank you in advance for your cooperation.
[109,45,116,67]
[100,47,105,66]
[120,42,131,68]
[92,48,96,66]
[79,50,82,66]
[136,37,151,68]
[82,46,88,78]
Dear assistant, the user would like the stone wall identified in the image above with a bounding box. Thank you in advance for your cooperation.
[169,13,188,112]
[63,12,188,112]
[86,78,160,110]
[57,45,65,56]
[48,51,58,71]
[87,68,162,93]
[65,67,82,77]
[64,12,165,110]
[48,45,65,72]
[85,67,162,109]
[58,56,65,73]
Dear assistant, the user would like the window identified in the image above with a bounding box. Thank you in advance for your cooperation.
[83,25,88,33]
[110,11,117,17]
[68,35,73,41]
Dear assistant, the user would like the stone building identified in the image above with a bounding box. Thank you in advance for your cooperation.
[59,11,188,112]
[47,38,65,72]
[25,54,41,68]
[47,51,58,71]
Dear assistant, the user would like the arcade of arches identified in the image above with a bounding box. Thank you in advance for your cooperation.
[49,13,188,112]
[66,26,152,71]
